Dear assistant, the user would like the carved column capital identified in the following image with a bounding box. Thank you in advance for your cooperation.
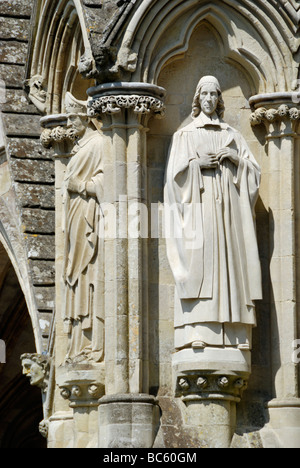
[40,114,74,155]
[87,82,166,119]
[57,364,105,408]
[249,92,300,136]
[176,372,248,403]
[172,347,251,404]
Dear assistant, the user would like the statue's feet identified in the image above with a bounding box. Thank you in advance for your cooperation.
[191,341,207,349]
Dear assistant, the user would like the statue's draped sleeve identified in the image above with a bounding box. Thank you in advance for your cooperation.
[164,125,262,309]
[164,129,205,299]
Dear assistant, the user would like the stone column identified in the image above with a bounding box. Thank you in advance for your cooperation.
[87,82,165,448]
[40,114,75,447]
[250,93,300,448]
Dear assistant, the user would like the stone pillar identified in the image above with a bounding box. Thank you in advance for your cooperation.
[87,82,165,448]
[40,114,75,447]
[250,93,300,448]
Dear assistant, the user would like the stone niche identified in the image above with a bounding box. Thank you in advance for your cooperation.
[147,22,270,446]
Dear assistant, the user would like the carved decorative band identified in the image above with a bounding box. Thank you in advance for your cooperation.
[176,373,248,403]
[40,126,77,148]
[86,82,166,118]
[250,105,300,126]
[40,114,72,149]
[87,94,165,117]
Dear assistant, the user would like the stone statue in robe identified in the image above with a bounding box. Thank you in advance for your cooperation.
[62,92,105,363]
[164,76,262,351]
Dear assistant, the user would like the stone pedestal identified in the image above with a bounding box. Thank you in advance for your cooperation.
[57,363,105,448]
[173,348,250,448]
[98,394,160,448]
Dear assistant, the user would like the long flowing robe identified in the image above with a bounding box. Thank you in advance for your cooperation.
[164,112,262,347]
[62,131,105,361]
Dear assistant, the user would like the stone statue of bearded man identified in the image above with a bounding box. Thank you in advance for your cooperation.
[164,76,262,351]
[62,92,105,363]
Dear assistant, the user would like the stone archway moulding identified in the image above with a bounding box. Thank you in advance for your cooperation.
[117,0,300,93]
[28,0,93,115]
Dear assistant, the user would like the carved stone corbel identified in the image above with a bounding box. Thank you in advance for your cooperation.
[57,362,105,408]
[20,353,51,393]
[176,372,248,403]
[25,74,48,115]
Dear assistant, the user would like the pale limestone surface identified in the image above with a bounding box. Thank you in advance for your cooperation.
[1,0,299,449]
[62,93,105,364]
[164,76,262,352]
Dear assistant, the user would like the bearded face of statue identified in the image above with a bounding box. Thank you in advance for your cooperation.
[67,115,88,140]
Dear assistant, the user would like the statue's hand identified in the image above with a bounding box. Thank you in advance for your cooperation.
[67,176,81,193]
[196,152,219,169]
[217,148,239,166]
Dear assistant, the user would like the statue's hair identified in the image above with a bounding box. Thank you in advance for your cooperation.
[191,82,225,119]
[21,353,49,369]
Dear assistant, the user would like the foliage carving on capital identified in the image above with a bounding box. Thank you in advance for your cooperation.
[87,94,165,118]
[250,104,300,126]
[40,126,77,149]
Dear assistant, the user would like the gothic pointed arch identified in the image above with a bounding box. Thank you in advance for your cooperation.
[117,0,300,93]
[26,0,95,115]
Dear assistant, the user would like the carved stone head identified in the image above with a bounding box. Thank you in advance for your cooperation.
[192,75,225,119]
[21,353,50,391]
[65,92,90,140]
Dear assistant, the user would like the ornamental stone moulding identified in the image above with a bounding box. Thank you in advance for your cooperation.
[249,92,300,137]
[87,94,165,117]
[57,365,105,408]
[86,82,166,118]
[250,104,300,126]
[176,372,248,403]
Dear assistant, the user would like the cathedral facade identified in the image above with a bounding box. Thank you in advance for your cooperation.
[0,0,300,448]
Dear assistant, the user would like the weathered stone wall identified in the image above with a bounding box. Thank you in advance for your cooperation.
[0,0,55,350]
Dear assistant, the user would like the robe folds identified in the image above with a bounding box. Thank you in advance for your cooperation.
[164,112,262,331]
[62,132,105,360]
